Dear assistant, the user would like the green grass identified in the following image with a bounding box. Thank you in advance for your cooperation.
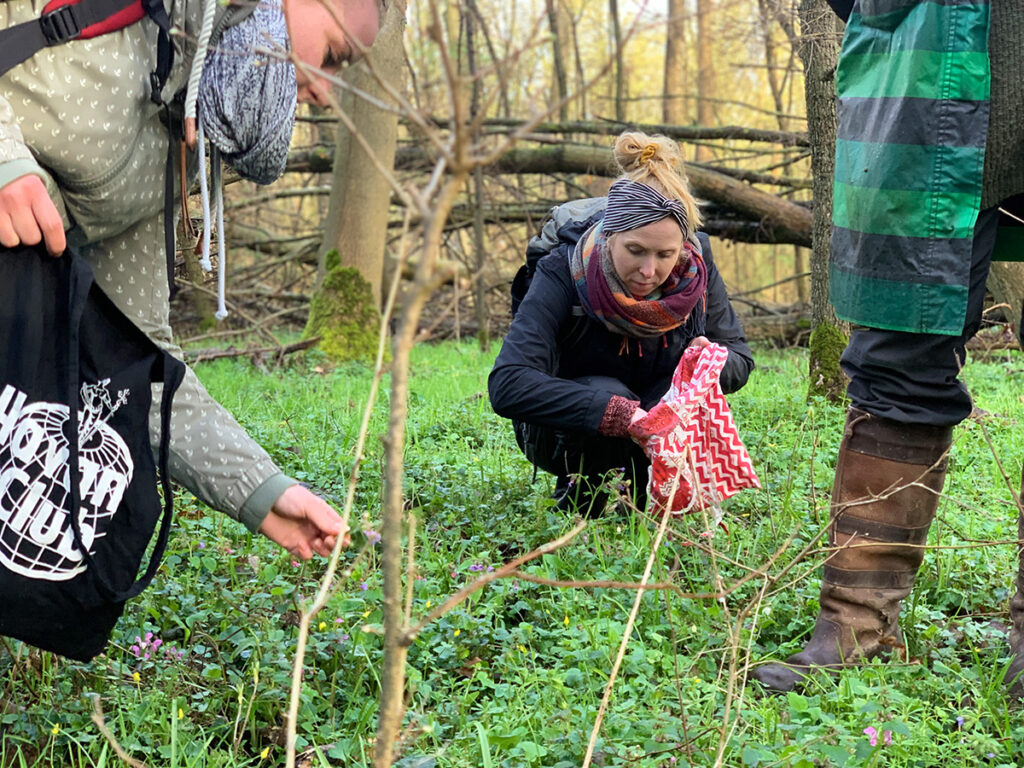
[3,341,1024,767]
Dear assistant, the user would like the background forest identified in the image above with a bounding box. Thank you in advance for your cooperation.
[176,0,838,358]
[4,1,1024,767]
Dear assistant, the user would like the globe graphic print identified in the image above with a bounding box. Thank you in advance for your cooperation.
[0,385,134,582]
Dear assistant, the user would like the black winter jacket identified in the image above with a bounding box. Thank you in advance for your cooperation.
[489,215,754,436]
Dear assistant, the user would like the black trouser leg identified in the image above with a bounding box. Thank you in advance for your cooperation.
[514,376,650,514]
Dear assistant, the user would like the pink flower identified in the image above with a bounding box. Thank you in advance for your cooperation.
[864,727,878,747]
[884,730,892,746]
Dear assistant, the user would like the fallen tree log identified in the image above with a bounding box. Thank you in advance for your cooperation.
[286,144,813,247]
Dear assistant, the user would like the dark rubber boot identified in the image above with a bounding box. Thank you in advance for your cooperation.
[751,408,951,693]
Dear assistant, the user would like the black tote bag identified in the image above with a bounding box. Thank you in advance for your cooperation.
[0,244,184,661]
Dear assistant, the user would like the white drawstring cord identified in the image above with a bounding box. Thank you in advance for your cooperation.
[183,0,217,147]
[184,0,229,320]
[212,147,228,320]
[197,121,213,272]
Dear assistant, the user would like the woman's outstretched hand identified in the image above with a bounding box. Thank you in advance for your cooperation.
[0,175,65,255]
[259,484,350,559]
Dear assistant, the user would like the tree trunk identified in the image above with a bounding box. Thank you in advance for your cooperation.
[794,245,807,303]
[546,0,569,121]
[465,7,490,349]
[987,262,1024,350]
[663,0,687,125]
[609,0,626,122]
[695,0,714,161]
[798,0,846,401]
[567,5,588,117]
[757,0,788,131]
[317,0,407,307]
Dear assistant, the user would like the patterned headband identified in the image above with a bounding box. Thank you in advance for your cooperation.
[603,179,689,235]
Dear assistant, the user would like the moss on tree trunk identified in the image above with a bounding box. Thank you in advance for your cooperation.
[807,321,848,401]
[303,261,380,363]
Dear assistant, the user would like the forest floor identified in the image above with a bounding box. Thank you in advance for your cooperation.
[3,341,1024,767]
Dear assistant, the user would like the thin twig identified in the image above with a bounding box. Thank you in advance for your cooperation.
[509,571,687,595]
[404,513,418,625]
[582,466,677,768]
[187,337,319,365]
[405,521,588,642]
[283,216,412,768]
[91,697,149,768]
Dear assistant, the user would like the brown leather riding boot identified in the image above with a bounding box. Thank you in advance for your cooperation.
[1005,479,1024,699]
[751,408,951,693]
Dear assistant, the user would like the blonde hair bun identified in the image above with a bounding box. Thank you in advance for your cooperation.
[613,132,682,174]
[611,130,701,234]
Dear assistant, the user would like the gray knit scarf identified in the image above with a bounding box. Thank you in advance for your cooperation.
[198,1,297,185]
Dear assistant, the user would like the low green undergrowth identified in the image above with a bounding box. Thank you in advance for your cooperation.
[3,342,1024,767]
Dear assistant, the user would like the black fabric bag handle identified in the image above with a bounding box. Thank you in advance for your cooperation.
[59,251,181,603]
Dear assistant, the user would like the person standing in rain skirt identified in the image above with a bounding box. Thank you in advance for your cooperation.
[751,0,1024,693]
[489,131,754,516]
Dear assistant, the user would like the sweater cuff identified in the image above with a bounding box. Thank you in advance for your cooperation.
[598,395,641,438]
[238,473,296,533]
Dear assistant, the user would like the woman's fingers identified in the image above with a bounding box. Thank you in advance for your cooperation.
[0,175,66,255]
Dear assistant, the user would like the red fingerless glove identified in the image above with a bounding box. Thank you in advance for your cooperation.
[598,395,641,438]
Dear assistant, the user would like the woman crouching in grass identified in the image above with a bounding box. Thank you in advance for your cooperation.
[488,131,754,515]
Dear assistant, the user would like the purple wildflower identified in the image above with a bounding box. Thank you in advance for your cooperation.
[360,581,369,591]
[364,529,381,545]
[469,563,485,573]
[884,730,892,746]
[864,727,878,747]
[131,632,172,661]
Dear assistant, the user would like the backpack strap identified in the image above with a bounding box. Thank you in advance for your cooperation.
[0,0,174,107]
[141,0,173,105]
[0,0,142,77]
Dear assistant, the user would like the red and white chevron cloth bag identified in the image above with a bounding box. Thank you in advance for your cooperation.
[628,343,760,517]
